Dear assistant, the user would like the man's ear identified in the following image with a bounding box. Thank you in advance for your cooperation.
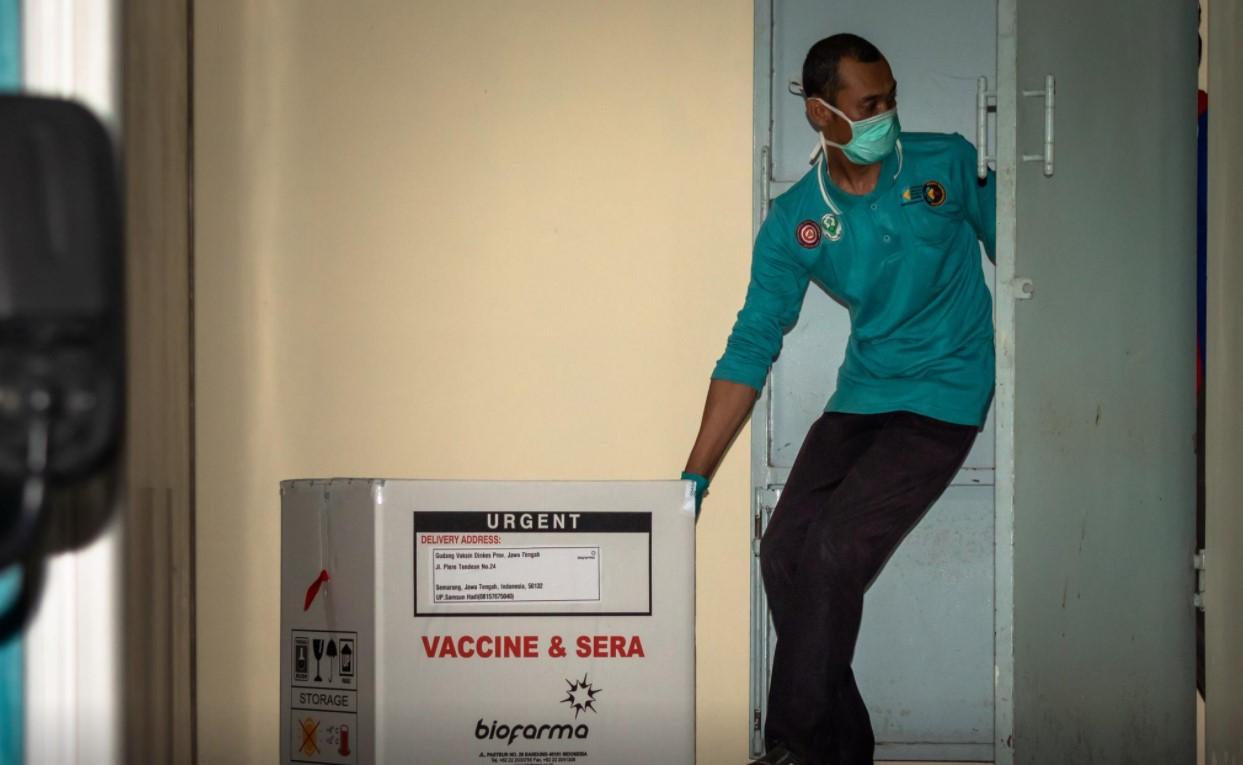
[805,97,831,131]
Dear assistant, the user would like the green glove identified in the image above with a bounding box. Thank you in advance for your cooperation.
[681,471,710,519]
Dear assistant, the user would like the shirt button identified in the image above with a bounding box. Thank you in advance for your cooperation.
[883,234,892,243]
[870,203,879,211]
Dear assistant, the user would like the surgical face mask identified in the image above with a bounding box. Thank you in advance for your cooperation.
[812,97,900,166]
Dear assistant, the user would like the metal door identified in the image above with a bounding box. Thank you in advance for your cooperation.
[1204,2,1243,759]
[997,0,1198,761]
[749,1,998,760]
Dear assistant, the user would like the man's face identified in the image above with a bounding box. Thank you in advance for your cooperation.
[809,56,898,146]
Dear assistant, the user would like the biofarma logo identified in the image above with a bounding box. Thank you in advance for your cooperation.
[475,674,602,746]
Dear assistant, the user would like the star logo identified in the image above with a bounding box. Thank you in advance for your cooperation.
[560,674,602,718]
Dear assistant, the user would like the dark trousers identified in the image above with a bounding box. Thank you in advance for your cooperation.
[760,411,978,765]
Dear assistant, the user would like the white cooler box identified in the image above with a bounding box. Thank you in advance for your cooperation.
[280,479,696,765]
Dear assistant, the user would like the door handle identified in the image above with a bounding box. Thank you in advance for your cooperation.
[976,76,996,180]
[1022,74,1056,177]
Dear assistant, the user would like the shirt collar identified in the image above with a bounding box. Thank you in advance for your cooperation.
[816,139,904,214]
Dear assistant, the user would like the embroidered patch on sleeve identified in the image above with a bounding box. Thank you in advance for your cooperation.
[796,219,821,248]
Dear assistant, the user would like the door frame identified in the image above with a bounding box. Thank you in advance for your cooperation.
[121,0,197,762]
[993,0,1018,761]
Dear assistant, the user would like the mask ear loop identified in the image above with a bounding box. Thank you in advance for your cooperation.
[791,82,829,165]
[795,82,844,164]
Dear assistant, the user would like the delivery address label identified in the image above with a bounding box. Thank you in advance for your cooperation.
[432,546,601,604]
[413,511,651,617]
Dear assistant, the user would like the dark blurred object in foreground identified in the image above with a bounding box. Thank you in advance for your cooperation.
[0,95,124,640]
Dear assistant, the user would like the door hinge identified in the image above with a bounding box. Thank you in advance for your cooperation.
[753,487,781,555]
[1194,549,1206,611]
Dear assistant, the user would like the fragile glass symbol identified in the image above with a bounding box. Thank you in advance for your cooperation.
[312,639,325,682]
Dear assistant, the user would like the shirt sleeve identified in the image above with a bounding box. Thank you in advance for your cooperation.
[711,204,812,391]
[954,133,997,262]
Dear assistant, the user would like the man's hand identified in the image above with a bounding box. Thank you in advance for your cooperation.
[682,378,760,520]
[681,471,710,519]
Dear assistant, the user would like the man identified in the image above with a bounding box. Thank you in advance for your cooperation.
[681,34,996,765]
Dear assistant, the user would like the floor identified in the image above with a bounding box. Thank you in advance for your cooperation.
[876,693,1205,765]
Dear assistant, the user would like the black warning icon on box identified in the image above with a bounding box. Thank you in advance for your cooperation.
[338,637,355,680]
[294,636,310,683]
[291,629,357,690]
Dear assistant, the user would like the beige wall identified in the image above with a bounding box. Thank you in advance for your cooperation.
[194,1,754,762]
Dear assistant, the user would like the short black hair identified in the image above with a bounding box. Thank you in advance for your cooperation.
[802,33,884,104]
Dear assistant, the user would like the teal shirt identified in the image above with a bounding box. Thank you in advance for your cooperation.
[713,132,996,427]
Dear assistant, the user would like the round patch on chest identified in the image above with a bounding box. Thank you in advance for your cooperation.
[796,219,821,248]
[923,180,947,207]
[821,213,843,242]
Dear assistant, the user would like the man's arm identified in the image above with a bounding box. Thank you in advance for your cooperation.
[683,378,760,479]
[683,198,807,511]
[955,134,997,261]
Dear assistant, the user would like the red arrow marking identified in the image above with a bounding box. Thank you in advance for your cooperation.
[303,569,331,611]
